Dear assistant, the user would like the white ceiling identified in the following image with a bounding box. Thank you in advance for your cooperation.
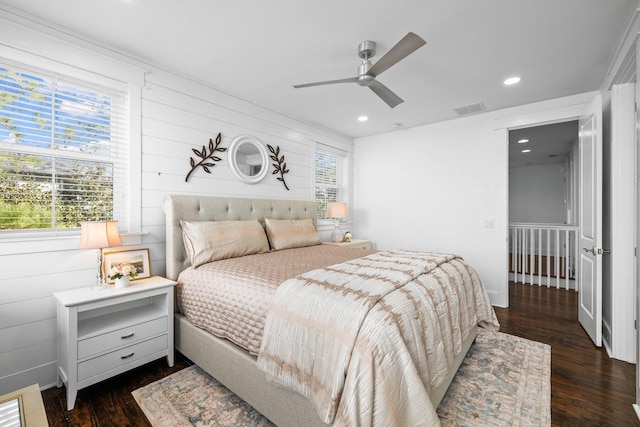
[509,121,578,168]
[1,0,637,139]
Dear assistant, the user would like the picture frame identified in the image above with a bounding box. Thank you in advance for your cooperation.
[102,248,151,284]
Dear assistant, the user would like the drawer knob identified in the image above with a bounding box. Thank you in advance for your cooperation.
[120,352,135,360]
[121,333,135,339]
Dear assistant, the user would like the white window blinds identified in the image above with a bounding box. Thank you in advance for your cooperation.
[315,143,349,220]
[0,62,130,232]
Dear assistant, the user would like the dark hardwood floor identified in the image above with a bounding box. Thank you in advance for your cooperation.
[494,282,638,426]
[42,355,193,426]
[42,281,638,426]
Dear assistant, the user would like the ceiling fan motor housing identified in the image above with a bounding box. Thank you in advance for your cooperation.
[357,41,377,86]
[357,61,375,86]
[358,40,376,59]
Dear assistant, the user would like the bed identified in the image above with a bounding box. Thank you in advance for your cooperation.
[164,194,498,426]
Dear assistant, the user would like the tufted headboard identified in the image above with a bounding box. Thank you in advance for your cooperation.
[163,194,317,280]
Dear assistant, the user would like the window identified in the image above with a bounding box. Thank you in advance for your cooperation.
[0,62,129,233]
[315,143,349,220]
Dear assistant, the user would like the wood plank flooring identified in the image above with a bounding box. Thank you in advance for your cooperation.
[41,281,638,426]
[42,355,192,426]
[493,282,638,426]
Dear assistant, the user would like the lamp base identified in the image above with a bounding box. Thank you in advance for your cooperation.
[331,229,343,243]
[94,249,106,289]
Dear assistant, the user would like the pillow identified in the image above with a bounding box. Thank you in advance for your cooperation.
[264,218,320,251]
[180,220,270,268]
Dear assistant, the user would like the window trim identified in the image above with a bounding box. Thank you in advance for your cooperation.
[315,142,351,227]
[0,47,143,248]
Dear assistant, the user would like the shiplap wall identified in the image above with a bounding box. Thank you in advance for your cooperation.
[0,11,352,394]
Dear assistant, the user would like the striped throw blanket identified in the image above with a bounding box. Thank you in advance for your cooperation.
[257,250,499,426]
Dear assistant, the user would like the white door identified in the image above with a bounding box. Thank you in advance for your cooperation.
[578,94,603,347]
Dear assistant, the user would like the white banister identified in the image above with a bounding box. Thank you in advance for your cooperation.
[509,223,578,290]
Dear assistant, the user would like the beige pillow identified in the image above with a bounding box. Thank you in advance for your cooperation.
[264,218,320,251]
[181,220,270,268]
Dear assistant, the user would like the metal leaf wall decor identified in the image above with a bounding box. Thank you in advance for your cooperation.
[185,133,227,182]
[267,144,290,190]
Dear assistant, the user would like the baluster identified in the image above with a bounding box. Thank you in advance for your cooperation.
[554,229,560,289]
[529,228,534,285]
[538,228,542,286]
[546,228,551,287]
[520,228,527,285]
[565,229,569,290]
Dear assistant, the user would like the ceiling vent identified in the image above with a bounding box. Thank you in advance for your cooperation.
[454,102,486,116]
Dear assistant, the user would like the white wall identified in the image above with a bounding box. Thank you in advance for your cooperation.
[0,12,352,394]
[354,92,599,309]
[509,163,567,224]
[354,114,509,307]
[606,82,636,362]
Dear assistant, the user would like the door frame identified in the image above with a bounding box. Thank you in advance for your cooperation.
[495,91,601,303]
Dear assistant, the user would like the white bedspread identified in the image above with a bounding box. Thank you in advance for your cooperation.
[257,250,499,426]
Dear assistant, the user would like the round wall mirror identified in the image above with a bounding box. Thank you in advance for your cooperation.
[228,135,269,184]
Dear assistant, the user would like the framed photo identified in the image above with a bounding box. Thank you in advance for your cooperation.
[102,248,151,284]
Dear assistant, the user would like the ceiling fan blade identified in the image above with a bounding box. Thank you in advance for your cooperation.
[368,32,426,77]
[293,77,358,88]
[369,80,404,108]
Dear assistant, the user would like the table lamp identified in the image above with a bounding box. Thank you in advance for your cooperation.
[79,220,122,288]
[327,202,348,243]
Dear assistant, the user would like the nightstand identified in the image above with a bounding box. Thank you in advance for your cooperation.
[323,239,372,250]
[53,276,176,410]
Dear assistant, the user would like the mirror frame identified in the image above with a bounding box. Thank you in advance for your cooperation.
[227,135,269,184]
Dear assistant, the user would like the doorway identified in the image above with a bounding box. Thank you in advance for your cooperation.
[508,121,579,290]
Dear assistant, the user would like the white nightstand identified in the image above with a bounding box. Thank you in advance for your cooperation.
[53,276,176,410]
[323,239,372,250]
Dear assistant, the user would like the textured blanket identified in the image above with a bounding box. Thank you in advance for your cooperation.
[257,250,499,426]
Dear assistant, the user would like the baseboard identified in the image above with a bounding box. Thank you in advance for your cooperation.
[602,319,612,357]
[632,404,640,421]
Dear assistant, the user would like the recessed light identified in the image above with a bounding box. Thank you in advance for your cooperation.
[391,122,402,128]
[517,139,529,143]
[504,76,521,86]
[522,149,531,153]
[358,115,368,122]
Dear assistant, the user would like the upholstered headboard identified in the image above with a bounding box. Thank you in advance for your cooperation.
[163,194,317,280]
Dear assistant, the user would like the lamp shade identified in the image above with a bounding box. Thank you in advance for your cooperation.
[327,202,348,219]
[78,221,122,249]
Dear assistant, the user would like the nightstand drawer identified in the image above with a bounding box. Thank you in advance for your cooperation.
[78,335,167,381]
[348,242,371,250]
[323,239,372,250]
[78,316,168,359]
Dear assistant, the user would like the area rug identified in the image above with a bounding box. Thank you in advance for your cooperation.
[132,330,550,426]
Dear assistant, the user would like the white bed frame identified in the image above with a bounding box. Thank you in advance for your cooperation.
[164,194,475,426]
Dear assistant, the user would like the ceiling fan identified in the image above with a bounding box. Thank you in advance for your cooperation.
[293,32,426,108]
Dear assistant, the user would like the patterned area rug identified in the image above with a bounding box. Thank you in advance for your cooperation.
[132,330,550,426]
[437,330,551,426]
